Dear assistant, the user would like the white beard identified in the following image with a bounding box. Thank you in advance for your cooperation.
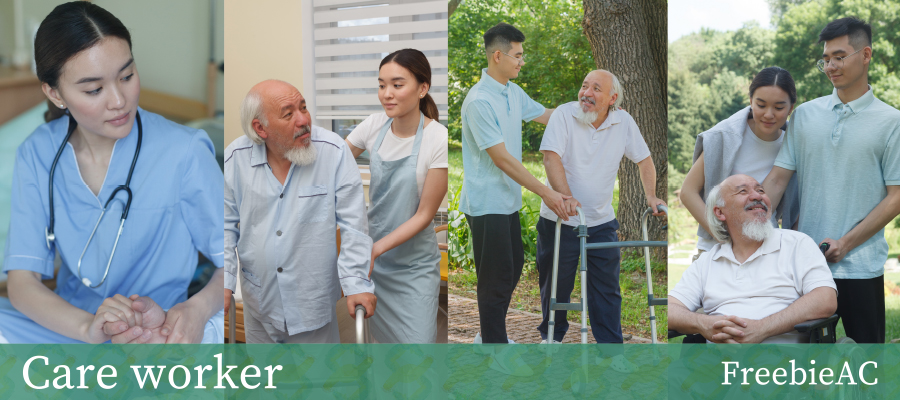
[574,108,599,126]
[741,218,773,242]
[284,141,317,166]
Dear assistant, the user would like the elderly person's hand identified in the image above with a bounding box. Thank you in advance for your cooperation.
[160,302,209,344]
[84,294,144,344]
[103,295,168,344]
[703,315,747,344]
[647,196,667,217]
[564,197,581,217]
[346,292,377,319]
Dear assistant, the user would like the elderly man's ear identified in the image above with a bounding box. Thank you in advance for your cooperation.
[714,206,727,222]
[253,119,269,140]
[608,93,617,107]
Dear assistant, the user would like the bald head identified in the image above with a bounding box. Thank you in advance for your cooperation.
[578,69,623,117]
[707,174,773,243]
[241,80,305,144]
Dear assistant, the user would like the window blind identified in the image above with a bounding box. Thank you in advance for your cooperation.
[312,0,448,120]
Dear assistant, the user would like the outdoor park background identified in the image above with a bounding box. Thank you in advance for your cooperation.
[667,0,900,343]
[446,0,668,343]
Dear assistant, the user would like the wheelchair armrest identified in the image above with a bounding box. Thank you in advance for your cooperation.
[668,330,685,339]
[794,314,839,333]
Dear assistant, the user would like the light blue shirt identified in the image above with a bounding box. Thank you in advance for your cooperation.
[460,69,545,216]
[1,109,224,341]
[224,126,373,335]
[774,87,900,279]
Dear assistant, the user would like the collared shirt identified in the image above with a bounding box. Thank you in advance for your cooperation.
[670,229,837,343]
[2,109,224,337]
[224,126,373,335]
[459,68,545,216]
[538,102,650,227]
[774,87,900,279]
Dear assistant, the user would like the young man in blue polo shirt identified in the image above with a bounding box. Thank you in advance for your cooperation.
[764,17,900,343]
[459,23,572,345]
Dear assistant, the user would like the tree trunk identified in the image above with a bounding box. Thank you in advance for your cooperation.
[582,0,667,261]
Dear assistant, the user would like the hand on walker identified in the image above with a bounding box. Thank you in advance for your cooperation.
[346,292,377,319]
[564,198,581,217]
[648,196,667,217]
[542,188,572,221]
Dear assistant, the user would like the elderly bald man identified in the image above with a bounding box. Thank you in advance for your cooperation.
[223,80,376,343]
[536,70,666,346]
[669,174,837,343]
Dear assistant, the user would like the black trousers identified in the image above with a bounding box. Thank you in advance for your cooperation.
[834,275,885,343]
[465,212,524,344]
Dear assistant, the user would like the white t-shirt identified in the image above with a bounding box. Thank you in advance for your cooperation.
[730,122,784,182]
[538,103,651,227]
[347,113,449,197]
[671,229,837,343]
[698,122,784,251]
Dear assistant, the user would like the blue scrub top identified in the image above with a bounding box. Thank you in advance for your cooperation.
[2,108,224,318]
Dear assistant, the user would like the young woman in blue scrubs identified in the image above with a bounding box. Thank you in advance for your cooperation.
[0,2,224,344]
[345,49,448,343]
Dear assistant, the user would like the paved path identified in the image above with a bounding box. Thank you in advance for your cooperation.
[449,294,652,344]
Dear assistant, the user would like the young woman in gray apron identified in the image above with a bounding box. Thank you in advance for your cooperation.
[346,49,448,343]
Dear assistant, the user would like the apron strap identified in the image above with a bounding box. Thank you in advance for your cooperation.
[372,113,426,156]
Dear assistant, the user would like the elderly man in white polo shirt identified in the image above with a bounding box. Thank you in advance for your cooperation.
[669,174,838,343]
[535,70,666,347]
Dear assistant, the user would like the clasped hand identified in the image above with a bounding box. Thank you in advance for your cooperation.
[704,315,768,344]
[89,294,206,344]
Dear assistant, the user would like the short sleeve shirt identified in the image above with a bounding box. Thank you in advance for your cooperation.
[538,103,650,227]
[670,229,837,343]
[346,113,449,197]
[774,87,900,279]
[459,69,545,216]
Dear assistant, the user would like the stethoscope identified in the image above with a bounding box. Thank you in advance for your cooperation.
[44,111,142,288]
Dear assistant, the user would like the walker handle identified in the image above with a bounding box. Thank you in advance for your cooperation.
[355,305,366,344]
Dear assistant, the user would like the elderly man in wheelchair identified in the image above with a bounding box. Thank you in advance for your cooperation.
[669,174,839,344]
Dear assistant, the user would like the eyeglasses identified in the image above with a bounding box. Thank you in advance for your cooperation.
[816,48,863,72]
[497,51,526,64]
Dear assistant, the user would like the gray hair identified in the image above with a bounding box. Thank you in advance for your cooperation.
[240,90,267,144]
[608,72,624,113]
[705,183,730,243]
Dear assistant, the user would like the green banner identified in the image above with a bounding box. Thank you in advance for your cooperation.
[1,344,898,399]
[669,344,900,399]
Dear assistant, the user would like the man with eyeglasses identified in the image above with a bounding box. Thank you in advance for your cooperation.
[459,22,568,353]
[763,17,900,343]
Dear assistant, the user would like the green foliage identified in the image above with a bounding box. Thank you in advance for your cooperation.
[449,0,594,151]
[447,185,474,270]
[668,0,900,176]
[518,202,541,268]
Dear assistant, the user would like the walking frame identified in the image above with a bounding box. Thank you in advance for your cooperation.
[547,205,668,344]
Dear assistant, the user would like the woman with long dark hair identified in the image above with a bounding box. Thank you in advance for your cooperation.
[0,2,223,344]
[679,66,801,254]
[345,48,448,343]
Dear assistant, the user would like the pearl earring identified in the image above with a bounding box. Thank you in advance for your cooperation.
[59,104,65,109]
